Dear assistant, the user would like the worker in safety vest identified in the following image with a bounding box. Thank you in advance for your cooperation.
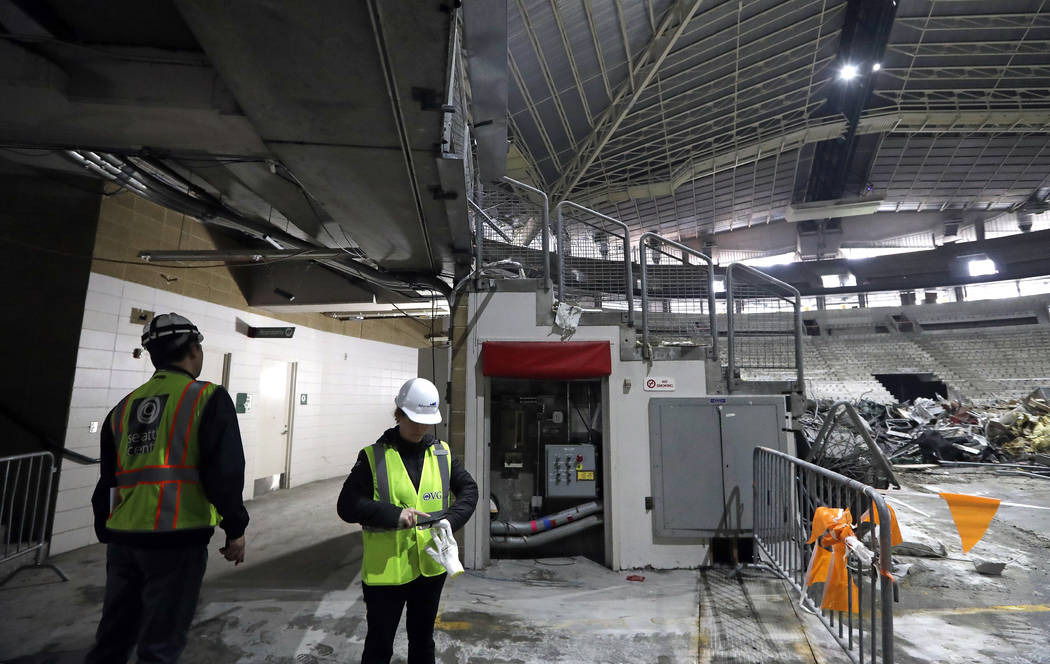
[338,377,478,664]
[86,313,249,664]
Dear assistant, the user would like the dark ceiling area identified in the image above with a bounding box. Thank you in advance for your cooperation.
[506,0,1050,256]
[0,0,470,311]
[2,0,1049,311]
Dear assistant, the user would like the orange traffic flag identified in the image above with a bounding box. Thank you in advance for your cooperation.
[860,504,903,546]
[939,493,1001,554]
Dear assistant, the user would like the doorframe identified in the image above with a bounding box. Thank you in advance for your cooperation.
[220,352,232,389]
[282,361,298,489]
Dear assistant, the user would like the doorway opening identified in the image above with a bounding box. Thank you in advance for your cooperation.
[873,372,947,402]
[487,378,605,565]
[254,360,297,497]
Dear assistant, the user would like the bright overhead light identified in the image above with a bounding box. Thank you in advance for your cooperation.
[968,258,997,277]
[839,64,859,81]
[872,62,881,72]
[821,273,857,288]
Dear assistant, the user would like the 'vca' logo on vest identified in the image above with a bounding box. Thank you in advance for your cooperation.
[422,491,442,502]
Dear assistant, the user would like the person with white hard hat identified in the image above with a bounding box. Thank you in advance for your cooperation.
[338,377,478,664]
[86,313,249,664]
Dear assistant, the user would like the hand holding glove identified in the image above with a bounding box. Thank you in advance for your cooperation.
[424,518,464,578]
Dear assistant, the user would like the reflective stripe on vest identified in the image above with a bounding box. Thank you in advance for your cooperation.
[373,441,450,511]
[361,440,452,585]
[106,371,219,533]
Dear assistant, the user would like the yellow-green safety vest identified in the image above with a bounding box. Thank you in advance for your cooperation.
[361,440,452,585]
[106,370,221,533]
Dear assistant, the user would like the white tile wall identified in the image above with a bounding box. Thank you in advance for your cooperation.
[52,272,417,554]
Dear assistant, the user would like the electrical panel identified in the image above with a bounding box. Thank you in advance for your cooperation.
[545,444,596,498]
[648,396,789,538]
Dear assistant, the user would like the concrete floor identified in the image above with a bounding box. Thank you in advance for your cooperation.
[887,469,1050,664]
[1,478,847,664]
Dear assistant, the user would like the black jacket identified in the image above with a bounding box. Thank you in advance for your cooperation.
[337,427,478,532]
[91,367,250,548]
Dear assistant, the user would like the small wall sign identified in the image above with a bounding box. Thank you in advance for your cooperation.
[643,376,676,392]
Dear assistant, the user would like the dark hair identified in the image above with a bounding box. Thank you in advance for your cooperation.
[394,407,406,422]
[148,335,200,369]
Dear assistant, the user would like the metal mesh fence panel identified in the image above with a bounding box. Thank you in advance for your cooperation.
[725,264,803,386]
[556,202,633,319]
[471,182,549,280]
[639,234,717,356]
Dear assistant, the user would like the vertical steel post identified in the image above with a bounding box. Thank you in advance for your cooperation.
[708,260,719,362]
[555,202,567,301]
[640,234,651,360]
[470,199,484,273]
[794,292,805,394]
[726,265,736,392]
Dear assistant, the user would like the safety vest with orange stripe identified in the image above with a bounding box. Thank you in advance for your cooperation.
[106,370,221,533]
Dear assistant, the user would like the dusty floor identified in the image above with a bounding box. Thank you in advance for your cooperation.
[886,469,1050,664]
[0,478,846,664]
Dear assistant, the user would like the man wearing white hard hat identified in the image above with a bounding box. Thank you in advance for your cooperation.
[86,313,249,663]
[338,377,477,664]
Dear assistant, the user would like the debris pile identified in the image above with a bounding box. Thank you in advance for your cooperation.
[803,388,1050,479]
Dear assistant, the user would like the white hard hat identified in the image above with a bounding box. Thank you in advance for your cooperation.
[395,378,442,424]
[141,313,203,351]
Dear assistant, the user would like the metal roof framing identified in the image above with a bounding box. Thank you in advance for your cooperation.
[550,0,704,201]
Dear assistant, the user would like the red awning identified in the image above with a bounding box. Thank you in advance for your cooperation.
[482,341,611,380]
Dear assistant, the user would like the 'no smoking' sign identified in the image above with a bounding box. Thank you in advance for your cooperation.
[643,376,676,392]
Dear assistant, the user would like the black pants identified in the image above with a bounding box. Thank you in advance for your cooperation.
[361,573,447,664]
[85,543,208,664]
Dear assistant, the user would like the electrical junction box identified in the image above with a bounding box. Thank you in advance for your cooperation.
[545,444,596,498]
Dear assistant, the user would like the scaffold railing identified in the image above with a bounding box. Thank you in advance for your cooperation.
[469,177,551,284]
[725,263,804,391]
[555,201,634,325]
[638,233,718,360]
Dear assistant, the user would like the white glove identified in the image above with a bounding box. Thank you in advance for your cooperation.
[424,518,464,578]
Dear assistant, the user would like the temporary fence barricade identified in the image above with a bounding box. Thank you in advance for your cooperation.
[753,446,896,664]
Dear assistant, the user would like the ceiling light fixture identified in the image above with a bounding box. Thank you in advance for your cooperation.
[872,62,881,72]
[839,64,859,81]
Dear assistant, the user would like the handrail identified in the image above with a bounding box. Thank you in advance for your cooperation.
[725,263,804,392]
[638,232,718,361]
[555,201,634,325]
[0,406,100,465]
[501,176,551,289]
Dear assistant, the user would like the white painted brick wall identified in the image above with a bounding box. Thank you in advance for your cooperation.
[51,272,417,554]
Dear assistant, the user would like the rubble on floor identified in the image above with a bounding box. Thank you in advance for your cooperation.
[803,388,1050,481]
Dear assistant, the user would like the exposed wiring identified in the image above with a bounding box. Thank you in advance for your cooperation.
[0,236,315,269]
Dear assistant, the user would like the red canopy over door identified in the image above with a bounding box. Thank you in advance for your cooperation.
[481,341,612,380]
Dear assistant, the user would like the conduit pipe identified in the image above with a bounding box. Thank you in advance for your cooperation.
[490,515,602,550]
[490,501,602,536]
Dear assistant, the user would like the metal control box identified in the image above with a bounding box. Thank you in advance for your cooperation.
[648,395,790,538]
[545,444,597,498]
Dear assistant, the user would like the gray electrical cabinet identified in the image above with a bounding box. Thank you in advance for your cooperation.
[545,444,597,498]
[648,396,789,538]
